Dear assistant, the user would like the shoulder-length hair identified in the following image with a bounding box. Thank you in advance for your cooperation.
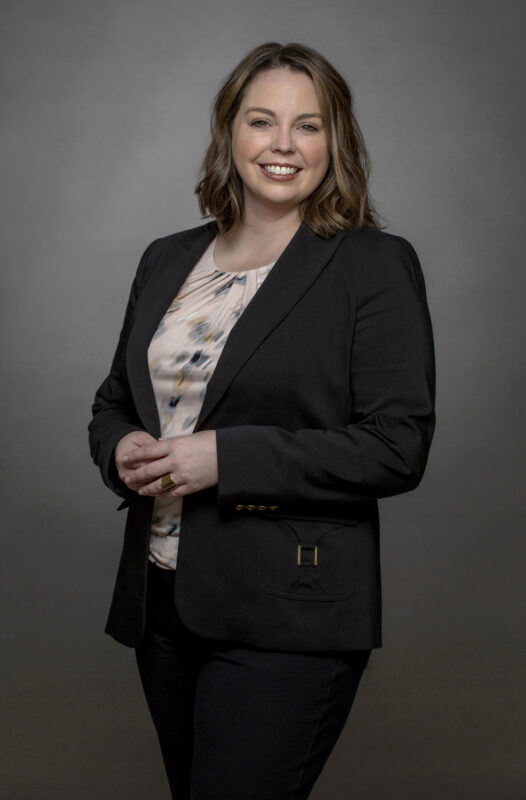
[195,41,384,238]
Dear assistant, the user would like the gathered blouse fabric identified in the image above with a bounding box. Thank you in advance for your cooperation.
[146,237,276,571]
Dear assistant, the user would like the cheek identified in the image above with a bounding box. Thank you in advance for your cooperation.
[304,147,329,182]
[306,133,329,165]
[232,133,255,168]
[312,142,330,168]
[231,123,246,159]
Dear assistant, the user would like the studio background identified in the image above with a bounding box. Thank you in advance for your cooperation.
[2,1,525,798]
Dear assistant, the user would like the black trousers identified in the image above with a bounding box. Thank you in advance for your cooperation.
[135,560,371,800]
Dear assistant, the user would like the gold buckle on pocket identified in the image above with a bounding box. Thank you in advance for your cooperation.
[297,544,318,566]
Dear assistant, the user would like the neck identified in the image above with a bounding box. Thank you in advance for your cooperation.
[213,203,303,269]
[231,202,302,244]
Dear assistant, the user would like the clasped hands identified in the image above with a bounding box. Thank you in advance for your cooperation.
[114,430,218,498]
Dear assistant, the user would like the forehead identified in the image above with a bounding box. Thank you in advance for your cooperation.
[240,67,320,107]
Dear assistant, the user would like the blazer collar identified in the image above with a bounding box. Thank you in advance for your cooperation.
[126,219,347,436]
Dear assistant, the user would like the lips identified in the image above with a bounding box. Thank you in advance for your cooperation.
[258,163,302,182]
[259,163,302,169]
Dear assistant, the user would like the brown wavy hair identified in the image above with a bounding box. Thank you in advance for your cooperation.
[194,41,384,238]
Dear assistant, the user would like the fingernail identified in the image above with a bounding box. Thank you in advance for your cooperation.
[122,455,128,463]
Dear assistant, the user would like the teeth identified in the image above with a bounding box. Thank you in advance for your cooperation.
[263,165,299,175]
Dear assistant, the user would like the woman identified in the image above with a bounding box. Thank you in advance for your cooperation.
[89,42,435,800]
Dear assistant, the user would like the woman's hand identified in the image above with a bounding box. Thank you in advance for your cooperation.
[120,431,218,498]
[115,430,160,488]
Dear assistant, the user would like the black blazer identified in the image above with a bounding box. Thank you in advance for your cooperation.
[88,219,436,651]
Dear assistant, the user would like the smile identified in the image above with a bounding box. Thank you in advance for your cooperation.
[261,164,300,175]
[258,164,302,182]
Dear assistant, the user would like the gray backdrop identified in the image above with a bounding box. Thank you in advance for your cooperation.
[2,1,525,798]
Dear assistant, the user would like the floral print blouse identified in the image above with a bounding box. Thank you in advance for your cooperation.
[147,236,276,570]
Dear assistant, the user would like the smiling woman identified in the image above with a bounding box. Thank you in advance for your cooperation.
[230,69,330,214]
[197,42,381,245]
[89,40,435,800]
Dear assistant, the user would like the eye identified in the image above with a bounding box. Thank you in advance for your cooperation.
[249,119,320,132]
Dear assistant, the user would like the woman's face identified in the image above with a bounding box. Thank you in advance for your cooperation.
[231,67,330,219]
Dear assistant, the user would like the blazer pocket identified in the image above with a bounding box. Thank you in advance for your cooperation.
[256,517,358,602]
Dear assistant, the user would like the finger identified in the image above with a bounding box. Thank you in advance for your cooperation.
[117,451,160,471]
[137,474,183,497]
[167,482,188,497]
[118,465,153,483]
[121,447,169,466]
[122,474,149,492]
[130,456,174,485]
[121,465,165,489]
[117,460,149,473]
[122,442,171,466]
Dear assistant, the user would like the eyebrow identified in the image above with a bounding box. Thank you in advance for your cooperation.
[244,106,323,121]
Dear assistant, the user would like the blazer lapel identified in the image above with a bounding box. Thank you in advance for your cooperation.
[126,222,217,436]
[194,221,347,431]
[126,219,347,436]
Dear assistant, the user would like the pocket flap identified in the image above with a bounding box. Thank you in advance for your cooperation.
[264,511,359,526]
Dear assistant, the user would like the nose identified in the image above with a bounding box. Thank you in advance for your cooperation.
[270,125,296,153]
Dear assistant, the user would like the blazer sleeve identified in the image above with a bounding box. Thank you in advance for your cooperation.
[88,239,160,502]
[215,234,436,508]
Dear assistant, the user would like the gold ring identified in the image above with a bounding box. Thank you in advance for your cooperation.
[160,474,178,491]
